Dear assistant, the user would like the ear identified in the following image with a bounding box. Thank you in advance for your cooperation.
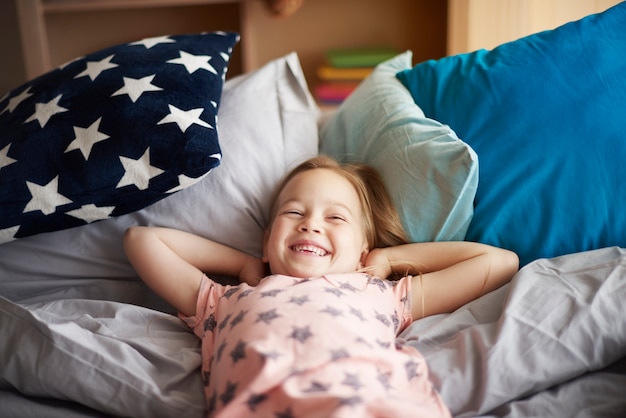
[359,247,370,270]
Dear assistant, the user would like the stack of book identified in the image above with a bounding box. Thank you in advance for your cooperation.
[314,47,399,105]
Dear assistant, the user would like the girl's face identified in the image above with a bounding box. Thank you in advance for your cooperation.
[263,168,369,278]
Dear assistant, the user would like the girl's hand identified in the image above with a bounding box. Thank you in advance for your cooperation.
[363,248,393,280]
[239,256,266,286]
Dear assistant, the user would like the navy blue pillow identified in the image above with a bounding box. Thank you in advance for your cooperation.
[396,4,626,266]
[0,32,239,243]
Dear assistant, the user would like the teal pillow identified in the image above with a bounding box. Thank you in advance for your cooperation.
[320,52,478,242]
[397,4,626,266]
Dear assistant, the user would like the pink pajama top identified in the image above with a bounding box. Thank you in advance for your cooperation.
[179,273,450,418]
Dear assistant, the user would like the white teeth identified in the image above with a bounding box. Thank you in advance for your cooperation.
[291,244,327,256]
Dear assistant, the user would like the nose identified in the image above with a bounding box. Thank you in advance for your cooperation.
[298,217,321,233]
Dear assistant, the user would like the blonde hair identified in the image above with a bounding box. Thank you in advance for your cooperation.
[268,155,408,250]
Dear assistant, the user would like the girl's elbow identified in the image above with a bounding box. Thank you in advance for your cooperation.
[123,226,138,246]
[500,249,519,281]
[123,226,149,253]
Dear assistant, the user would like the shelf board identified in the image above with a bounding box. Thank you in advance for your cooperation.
[42,0,244,13]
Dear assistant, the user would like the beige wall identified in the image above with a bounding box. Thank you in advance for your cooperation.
[448,0,623,55]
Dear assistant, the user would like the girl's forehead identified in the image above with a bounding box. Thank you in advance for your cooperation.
[279,169,360,204]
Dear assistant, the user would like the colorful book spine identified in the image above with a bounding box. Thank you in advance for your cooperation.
[317,66,373,81]
[325,47,399,68]
[314,82,361,104]
[315,47,398,105]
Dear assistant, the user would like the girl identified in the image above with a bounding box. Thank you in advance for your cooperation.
[124,155,518,417]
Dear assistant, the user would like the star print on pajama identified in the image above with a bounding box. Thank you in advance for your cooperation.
[179,273,451,417]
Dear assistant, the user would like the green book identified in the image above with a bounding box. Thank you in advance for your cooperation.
[325,47,399,68]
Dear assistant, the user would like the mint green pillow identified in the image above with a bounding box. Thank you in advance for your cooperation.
[320,52,478,242]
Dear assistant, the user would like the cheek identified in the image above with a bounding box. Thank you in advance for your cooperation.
[355,224,370,251]
[338,228,368,259]
[264,231,277,256]
[264,224,287,258]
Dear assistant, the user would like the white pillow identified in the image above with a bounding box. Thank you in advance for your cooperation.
[0,52,319,303]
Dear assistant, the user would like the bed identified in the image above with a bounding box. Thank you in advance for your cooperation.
[1,4,626,417]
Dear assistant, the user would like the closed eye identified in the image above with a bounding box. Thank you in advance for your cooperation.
[282,210,303,216]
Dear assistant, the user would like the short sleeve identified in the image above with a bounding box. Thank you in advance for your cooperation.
[392,275,413,334]
[178,274,229,339]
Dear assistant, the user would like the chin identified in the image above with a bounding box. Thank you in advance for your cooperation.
[272,261,354,279]
[285,265,326,279]
[290,270,321,279]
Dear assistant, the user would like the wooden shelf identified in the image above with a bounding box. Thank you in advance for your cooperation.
[15,0,249,81]
[3,0,449,93]
[3,0,620,95]
[42,0,241,13]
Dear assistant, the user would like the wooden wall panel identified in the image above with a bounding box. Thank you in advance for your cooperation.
[447,0,622,55]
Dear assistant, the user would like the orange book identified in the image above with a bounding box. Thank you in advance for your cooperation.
[317,66,373,81]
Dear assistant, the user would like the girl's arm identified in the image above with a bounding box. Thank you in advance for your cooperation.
[123,226,265,316]
[365,241,519,319]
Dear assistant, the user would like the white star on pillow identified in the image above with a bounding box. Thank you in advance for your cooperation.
[166,171,213,194]
[116,147,164,190]
[24,94,68,128]
[23,176,73,215]
[66,204,115,223]
[0,226,19,243]
[157,104,212,133]
[65,117,110,159]
[0,144,17,169]
[111,75,163,103]
[167,51,217,74]
[74,55,119,81]
[130,35,176,49]
[1,86,33,114]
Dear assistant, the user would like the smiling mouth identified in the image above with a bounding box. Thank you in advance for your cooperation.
[290,244,329,257]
